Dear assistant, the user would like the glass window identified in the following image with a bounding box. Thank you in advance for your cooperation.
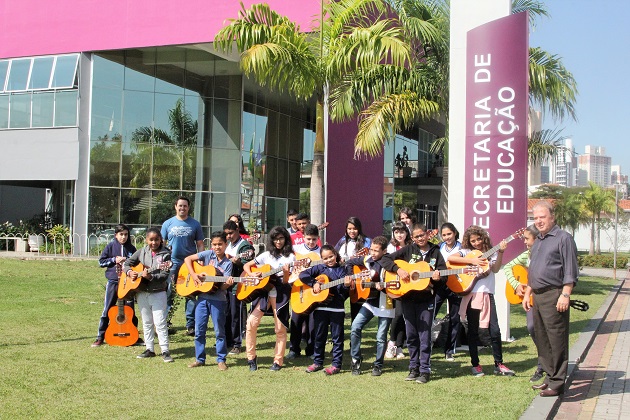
[266,110,279,157]
[288,161,300,199]
[210,192,240,230]
[276,158,288,197]
[88,188,120,224]
[90,141,121,187]
[277,113,290,159]
[124,49,155,92]
[212,99,240,150]
[150,190,182,225]
[121,142,152,188]
[214,60,241,100]
[185,95,205,146]
[0,95,8,128]
[29,57,54,89]
[154,94,184,143]
[9,92,31,128]
[7,59,31,91]
[210,149,241,193]
[265,156,278,197]
[93,54,124,90]
[0,61,9,92]
[155,48,185,95]
[51,55,79,89]
[265,197,287,232]
[123,90,154,143]
[289,118,304,161]
[185,49,214,96]
[54,90,78,126]
[182,147,205,191]
[121,189,151,225]
[152,144,183,190]
[90,87,123,140]
[31,91,54,127]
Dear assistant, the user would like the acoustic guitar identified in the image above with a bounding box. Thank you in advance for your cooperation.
[291,270,372,314]
[176,262,260,297]
[383,260,482,298]
[236,258,311,303]
[291,247,369,284]
[505,264,531,305]
[351,265,402,302]
[104,299,139,347]
[117,261,172,299]
[446,228,525,295]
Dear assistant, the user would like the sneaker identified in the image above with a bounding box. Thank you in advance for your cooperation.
[305,363,323,373]
[396,347,405,359]
[248,357,258,372]
[351,359,362,376]
[416,372,430,384]
[218,362,228,371]
[186,327,195,337]
[324,366,341,375]
[269,362,282,371]
[405,368,420,381]
[91,338,104,347]
[471,365,484,377]
[162,351,174,363]
[494,363,515,376]
[286,350,300,360]
[137,349,156,358]
[188,360,205,368]
[530,369,544,383]
[371,367,382,377]
[445,353,455,362]
[385,342,396,359]
[228,347,241,356]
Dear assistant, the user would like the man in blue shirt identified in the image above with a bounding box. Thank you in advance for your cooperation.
[161,196,205,335]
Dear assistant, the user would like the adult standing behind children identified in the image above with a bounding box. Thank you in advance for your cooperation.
[523,201,578,397]
[93,224,137,347]
[161,196,205,336]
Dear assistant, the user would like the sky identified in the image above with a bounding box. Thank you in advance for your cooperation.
[528,0,630,172]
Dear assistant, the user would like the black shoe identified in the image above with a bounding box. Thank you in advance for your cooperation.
[405,368,420,381]
[416,372,430,384]
[186,327,195,336]
[269,362,282,371]
[248,357,258,372]
[530,369,544,383]
[137,349,156,358]
[286,350,300,360]
[371,367,382,377]
[162,351,174,363]
[351,359,362,376]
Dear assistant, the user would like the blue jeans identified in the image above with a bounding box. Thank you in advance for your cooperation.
[194,298,228,364]
[350,306,392,369]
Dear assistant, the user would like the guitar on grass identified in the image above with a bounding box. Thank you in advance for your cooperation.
[106,262,139,346]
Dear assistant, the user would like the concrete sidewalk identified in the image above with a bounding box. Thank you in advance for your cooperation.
[522,269,630,419]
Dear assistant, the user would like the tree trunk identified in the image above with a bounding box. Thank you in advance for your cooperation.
[589,216,595,256]
[438,166,448,228]
[596,216,601,254]
[310,99,326,227]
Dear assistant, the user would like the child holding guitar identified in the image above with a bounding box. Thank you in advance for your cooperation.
[123,227,173,362]
[447,225,514,377]
[346,236,395,376]
[299,245,351,375]
[380,224,447,384]
[287,223,321,360]
[242,226,296,372]
[93,223,137,347]
[502,224,544,382]
[184,231,234,371]
[335,216,371,321]
[385,221,411,360]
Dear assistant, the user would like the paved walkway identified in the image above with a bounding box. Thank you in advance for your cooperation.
[522,269,630,419]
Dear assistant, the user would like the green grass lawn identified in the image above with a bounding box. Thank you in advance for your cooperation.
[0,259,613,419]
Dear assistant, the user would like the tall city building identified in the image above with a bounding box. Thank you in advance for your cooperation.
[578,145,611,188]
[552,138,577,187]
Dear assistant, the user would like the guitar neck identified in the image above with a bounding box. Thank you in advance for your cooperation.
[321,271,366,290]
[480,234,517,259]
[259,261,298,278]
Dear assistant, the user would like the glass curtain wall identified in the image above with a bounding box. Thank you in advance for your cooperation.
[89,46,314,236]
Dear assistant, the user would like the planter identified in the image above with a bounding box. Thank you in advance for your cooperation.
[14,238,28,252]
[28,235,44,252]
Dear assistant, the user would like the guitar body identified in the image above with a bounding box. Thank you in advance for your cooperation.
[385,260,433,298]
[176,263,219,297]
[117,264,145,299]
[505,265,533,305]
[350,265,370,303]
[446,250,489,295]
[104,300,139,347]
[290,274,332,314]
[289,252,321,283]
[236,264,273,303]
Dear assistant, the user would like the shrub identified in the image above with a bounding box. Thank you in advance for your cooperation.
[578,254,628,269]
[40,225,72,254]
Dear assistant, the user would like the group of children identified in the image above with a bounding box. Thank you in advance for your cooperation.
[93,208,528,383]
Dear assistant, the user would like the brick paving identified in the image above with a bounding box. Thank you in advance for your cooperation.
[550,274,630,419]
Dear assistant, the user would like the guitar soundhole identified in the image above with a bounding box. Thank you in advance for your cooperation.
[410,272,419,282]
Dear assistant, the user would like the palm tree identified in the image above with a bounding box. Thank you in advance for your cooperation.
[581,182,617,255]
[554,188,588,236]
[214,0,439,224]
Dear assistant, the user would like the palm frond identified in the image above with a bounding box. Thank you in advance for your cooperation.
[527,128,566,166]
[511,0,549,28]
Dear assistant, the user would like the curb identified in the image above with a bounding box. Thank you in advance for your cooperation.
[519,276,627,420]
